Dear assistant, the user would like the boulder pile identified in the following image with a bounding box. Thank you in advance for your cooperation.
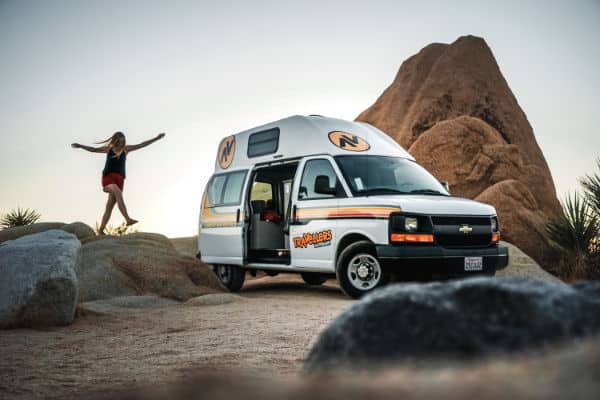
[357,35,561,268]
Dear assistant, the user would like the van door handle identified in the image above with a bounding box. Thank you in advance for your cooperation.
[291,205,297,224]
[236,209,241,223]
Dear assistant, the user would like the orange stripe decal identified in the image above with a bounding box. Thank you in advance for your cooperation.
[200,196,239,228]
[296,206,401,220]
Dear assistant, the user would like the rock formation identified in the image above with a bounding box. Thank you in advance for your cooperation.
[0,221,96,243]
[356,35,561,267]
[0,230,80,328]
[79,232,222,302]
[304,277,600,373]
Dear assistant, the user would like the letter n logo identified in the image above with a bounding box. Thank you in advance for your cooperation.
[218,136,236,169]
[328,131,370,152]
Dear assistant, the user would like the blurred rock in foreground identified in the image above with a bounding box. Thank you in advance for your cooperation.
[305,277,600,372]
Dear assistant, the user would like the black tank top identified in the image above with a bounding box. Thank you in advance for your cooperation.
[102,149,126,178]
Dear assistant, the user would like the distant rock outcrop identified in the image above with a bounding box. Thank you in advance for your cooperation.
[305,277,600,373]
[79,233,222,302]
[0,222,96,244]
[356,35,561,267]
[0,230,80,329]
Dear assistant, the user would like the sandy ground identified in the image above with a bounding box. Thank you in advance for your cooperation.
[2,274,600,400]
[0,275,350,399]
[2,240,595,399]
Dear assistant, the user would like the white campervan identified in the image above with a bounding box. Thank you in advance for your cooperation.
[198,115,508,298]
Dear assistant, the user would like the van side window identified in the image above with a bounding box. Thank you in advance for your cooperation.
[298,159,343,200]
[207,170,247,207]
[247,128,280,158]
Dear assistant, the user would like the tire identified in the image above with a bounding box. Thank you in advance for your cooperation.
[336,241,389,299]
[301,272,327,286]
[213,265,245,292]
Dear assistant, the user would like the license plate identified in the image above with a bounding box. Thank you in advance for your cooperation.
[464,257,483,271]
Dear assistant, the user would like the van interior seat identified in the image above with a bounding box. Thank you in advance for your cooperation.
[251,200,266,214]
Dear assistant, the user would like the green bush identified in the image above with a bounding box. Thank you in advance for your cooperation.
[580,158,600,216]
[0,208,41,229]
[548,158,600,280]
[547,194,598,280]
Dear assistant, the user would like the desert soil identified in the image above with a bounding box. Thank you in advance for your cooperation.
[0,275,350,399]
[1,240,595,399]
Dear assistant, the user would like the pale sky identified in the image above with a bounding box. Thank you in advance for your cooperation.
[1,0,599,237]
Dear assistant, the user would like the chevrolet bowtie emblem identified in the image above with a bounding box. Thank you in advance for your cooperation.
[459,225,473,234]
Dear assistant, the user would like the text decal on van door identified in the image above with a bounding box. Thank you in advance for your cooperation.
[293,229,333,248]
[328,131,370,152]
[218,135,236,169]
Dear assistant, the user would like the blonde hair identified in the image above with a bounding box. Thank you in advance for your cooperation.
[96,131,126,156]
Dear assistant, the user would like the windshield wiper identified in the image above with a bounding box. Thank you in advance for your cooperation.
[356,188,409,196]
[409,189,448,196]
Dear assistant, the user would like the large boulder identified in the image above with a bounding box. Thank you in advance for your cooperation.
[304,277,600,372]
[79,232,222,302]
[0,230,80,329]
[356,35,561,268]
[498,241,562,283]
[0,221,96,243]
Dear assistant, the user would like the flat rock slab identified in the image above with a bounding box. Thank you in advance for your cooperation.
[0,230,81,328]
[497,241,562,283]
[185,293,244,306]
[305,277,600,373]
[79,295,180,315]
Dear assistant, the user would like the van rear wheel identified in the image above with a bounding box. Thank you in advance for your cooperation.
[336,241,388,299]
[301,272,327,286]
[214,265,245,292]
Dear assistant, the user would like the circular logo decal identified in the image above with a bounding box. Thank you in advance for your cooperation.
[328,131,370,152]
[218,135,236,169]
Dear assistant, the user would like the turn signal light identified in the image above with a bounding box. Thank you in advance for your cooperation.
[390,233,434,243]
[492,232,501,242]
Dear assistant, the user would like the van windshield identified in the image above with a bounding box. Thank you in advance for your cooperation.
[334,156,449,197]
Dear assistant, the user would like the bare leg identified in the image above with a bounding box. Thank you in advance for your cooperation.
[103,184,138,225]
[98,193,117,233]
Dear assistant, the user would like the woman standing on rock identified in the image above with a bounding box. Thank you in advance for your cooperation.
[71,131,165,234]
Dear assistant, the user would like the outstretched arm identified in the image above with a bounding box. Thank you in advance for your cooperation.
[71,143,107,153]
[126,133,165,152]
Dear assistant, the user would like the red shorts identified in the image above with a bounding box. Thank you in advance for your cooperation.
[102,173,124,191]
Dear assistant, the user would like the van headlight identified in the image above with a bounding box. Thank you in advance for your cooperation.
[491,216,498,232]
[405,217,418,232]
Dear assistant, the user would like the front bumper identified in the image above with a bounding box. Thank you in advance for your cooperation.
[375,244,509,275]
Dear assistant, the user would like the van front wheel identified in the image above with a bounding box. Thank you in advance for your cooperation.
[336,241,388,299]
[214,265,245,292]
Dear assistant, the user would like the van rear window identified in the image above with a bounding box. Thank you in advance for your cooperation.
[247,128,280,158]
[207,170,248,207]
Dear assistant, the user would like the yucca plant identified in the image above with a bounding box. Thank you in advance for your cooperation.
[580,158,600,216]
[0,207,41,229]
[547,193,599,280]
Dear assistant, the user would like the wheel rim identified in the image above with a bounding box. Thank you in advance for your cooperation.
[216,265,232,284]
[347,253,382,291]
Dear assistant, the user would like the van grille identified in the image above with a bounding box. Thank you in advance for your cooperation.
[436,233,492,247]
[431,216,491,226]
[432,215,492,248]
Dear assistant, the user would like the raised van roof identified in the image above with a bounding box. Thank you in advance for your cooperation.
[214,115,414,172]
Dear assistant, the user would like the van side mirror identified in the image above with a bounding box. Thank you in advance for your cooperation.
[299,186,308,199]
[314,175,336,195]
[440,181,450,193]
